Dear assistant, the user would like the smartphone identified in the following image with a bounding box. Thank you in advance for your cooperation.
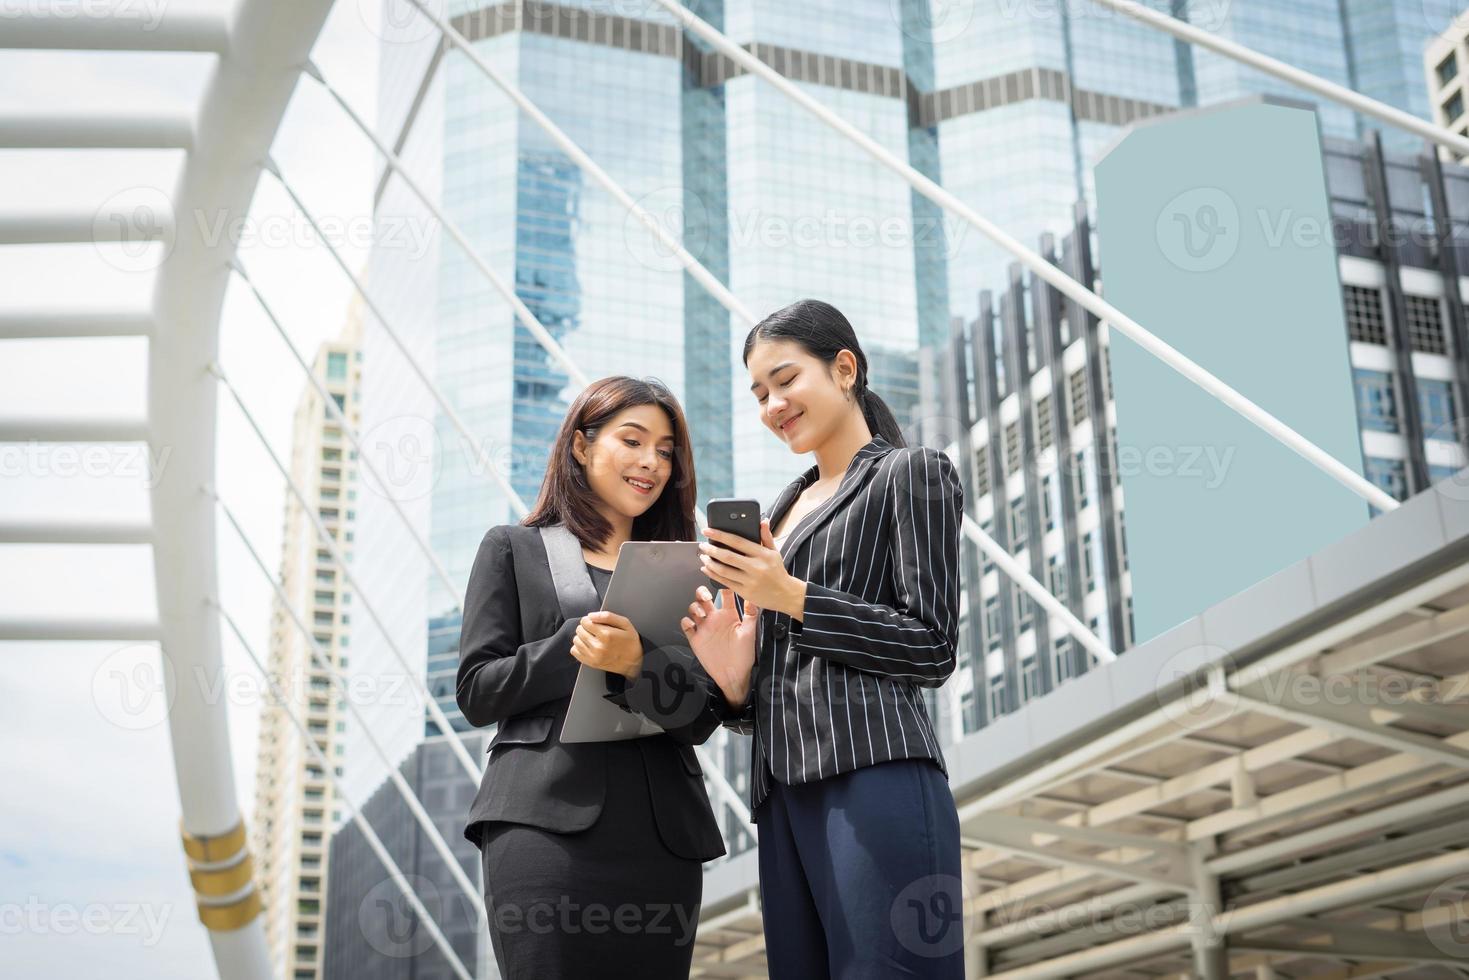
[705,498,761,595]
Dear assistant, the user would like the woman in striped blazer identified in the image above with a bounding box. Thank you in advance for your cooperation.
[682,299,967,977]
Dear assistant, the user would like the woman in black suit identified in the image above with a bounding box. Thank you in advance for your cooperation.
[682,300,967,978]
[456,376,728,979]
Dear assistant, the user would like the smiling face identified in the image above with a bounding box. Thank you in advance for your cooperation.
[571,403,676,522]
[746,338,861,454]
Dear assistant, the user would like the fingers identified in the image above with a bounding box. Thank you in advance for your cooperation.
[743,601,761,622]
[760,517,775,549]
[587,610,632,630]
[701,526,760,556]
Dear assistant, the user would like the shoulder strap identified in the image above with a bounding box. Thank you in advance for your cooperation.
[538,523,601,621]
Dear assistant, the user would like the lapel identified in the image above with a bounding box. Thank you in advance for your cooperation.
[766,436,895,567]
[537,524,601,621]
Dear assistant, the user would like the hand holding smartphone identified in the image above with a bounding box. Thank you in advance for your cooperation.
[704,498,761,596]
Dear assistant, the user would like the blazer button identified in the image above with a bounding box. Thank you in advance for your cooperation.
[775,621,788,638]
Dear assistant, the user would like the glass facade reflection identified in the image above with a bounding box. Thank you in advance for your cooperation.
[349,0,1469,842]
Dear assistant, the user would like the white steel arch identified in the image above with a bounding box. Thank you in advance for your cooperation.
[0,2,335,977]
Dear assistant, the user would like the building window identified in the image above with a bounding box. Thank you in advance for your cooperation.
[980,518,996,575]
[984,596,1002,649]
[1419,379,1458,441]
[1020,655,1041,702]
[1009,497,1028,546]
[1005,421,1022,473]
[1014,592,1034,633]
[327,351,347,381]
[1072,448,1091,510]
[1404,295,1447,354]
[1052,636,1077,684]
[1438,52,1459,87]
[1035,394,1054,451]
[1447,90,1465,123]
[1042,473,1056,532]
[988,674,1008,719]
[975,445,991,498]
[1069,369,1089,425]
[1083,531,1098,593]
[1353,368,1400,433]
[1343,286,1387,345]
[1364,456,1408,504]
[1048,553,1067,598]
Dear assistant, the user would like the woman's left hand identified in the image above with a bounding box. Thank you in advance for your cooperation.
[571,611,644,680]
[700,519,807,621]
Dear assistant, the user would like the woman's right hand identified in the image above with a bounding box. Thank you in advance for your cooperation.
[681,586,758,710]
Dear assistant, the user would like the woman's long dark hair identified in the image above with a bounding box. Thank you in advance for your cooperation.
[742,299,907,448]
[523,377,698,548]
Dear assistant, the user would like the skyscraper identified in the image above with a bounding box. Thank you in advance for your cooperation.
[251,301,363,980]
[347,0,1469,849]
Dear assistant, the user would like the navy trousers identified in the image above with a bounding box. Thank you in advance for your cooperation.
[754,758,966,978]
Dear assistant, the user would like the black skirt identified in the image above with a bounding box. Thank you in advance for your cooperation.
[479,740,703,979]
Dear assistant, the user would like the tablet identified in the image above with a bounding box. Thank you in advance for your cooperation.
[559,541,707,743]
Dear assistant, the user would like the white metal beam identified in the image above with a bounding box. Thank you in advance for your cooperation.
[0,111,194,149]
[649,0,1398,513]
[0,10,230,52]
[0,211,171,245]
[0,309,154,339]
[0,519,152,544]
[215,603,474,980]
[0,416,149,442]
[142,1,336,975]
[0,617,160,641]
[1092,0,1469,159]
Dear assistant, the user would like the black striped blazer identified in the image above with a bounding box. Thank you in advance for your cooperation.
[721,434,964,814]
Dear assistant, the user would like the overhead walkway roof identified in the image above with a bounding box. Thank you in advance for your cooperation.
[694,478,1469,979]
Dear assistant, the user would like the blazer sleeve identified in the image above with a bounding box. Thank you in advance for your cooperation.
[456,526,580,727]
[602,643,726,745]
[789,447,964,688]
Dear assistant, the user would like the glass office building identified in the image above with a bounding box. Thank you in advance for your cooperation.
[347,0,1469,860]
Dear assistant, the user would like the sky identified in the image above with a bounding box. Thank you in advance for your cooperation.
[0,1,385,975]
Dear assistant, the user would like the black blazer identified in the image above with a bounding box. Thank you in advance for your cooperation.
[456,523,727,862]
[721,435,965,814]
